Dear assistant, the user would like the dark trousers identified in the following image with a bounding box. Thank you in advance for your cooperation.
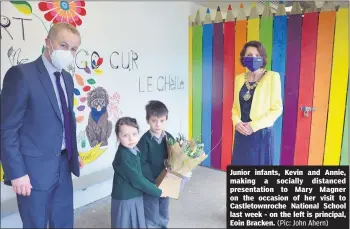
[16,153,74,228]
[143,194,169,228]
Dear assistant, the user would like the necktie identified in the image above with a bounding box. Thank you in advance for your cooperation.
[54,71,72,160]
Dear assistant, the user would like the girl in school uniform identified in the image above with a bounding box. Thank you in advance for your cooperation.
[231,40,283,165]
[111,117,166,228]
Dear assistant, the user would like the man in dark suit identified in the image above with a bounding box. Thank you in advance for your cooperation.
[1,22,84,228]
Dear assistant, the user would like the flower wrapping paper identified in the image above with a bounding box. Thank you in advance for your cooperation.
[156,134,208,199]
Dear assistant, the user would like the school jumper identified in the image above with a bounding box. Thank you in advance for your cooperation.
[111,144,162,228]
[137,130,174,228]
[231,71,283,165]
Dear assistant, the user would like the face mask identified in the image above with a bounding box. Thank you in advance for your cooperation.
[243,56,263,72]
[49,39,73,71]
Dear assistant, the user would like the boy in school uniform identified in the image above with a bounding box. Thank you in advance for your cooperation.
[137,100,174,228]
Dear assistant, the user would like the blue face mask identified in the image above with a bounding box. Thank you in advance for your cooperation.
[243,56,263,72]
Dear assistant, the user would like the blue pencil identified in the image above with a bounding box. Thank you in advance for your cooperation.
[271,2,287,165]
[201,8,213,167]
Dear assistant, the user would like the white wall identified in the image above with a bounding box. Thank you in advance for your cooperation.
[1,1,193,216]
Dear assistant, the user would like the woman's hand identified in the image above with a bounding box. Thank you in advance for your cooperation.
[236,122,252,136]
[243,123,254,134]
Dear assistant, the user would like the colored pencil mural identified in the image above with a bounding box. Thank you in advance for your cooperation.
[323,5,349,165]
[271,2,287,166]
[340,77,349,165]
[294,2,319,165]
[188,16,193,139]
[280,2,303,166]
[260,2,273,71]
[221,5,235,170]
[189,1,349,168]
[211,7,224,169]
[308,2,337,165]
[192,10,203,146]
[201,9,213,167]
[247,3,260,42]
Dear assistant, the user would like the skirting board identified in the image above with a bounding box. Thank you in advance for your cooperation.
[1,166,114,218]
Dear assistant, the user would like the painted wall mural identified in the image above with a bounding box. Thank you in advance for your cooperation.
[0,14,32,41]
[38,0,87,27]
[86,86,113,147]
[70,48,120,165]
[189,2,349,169]
[1,1,187,183]
[138,75,185,93]
[7,45,29,66]
[0,1,123,181]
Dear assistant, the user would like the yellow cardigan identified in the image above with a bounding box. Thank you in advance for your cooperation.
[231,70,283,132]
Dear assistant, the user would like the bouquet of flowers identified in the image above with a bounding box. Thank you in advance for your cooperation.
[168,134,205,159]
[155,133,208,199]
[165,133,207,177]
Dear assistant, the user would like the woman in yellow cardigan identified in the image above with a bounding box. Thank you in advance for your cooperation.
[231,41,283,165]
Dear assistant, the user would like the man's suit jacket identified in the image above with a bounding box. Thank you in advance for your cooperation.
[1,56,80,190]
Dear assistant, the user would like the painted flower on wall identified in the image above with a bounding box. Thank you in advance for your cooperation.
[38,0,87,27]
